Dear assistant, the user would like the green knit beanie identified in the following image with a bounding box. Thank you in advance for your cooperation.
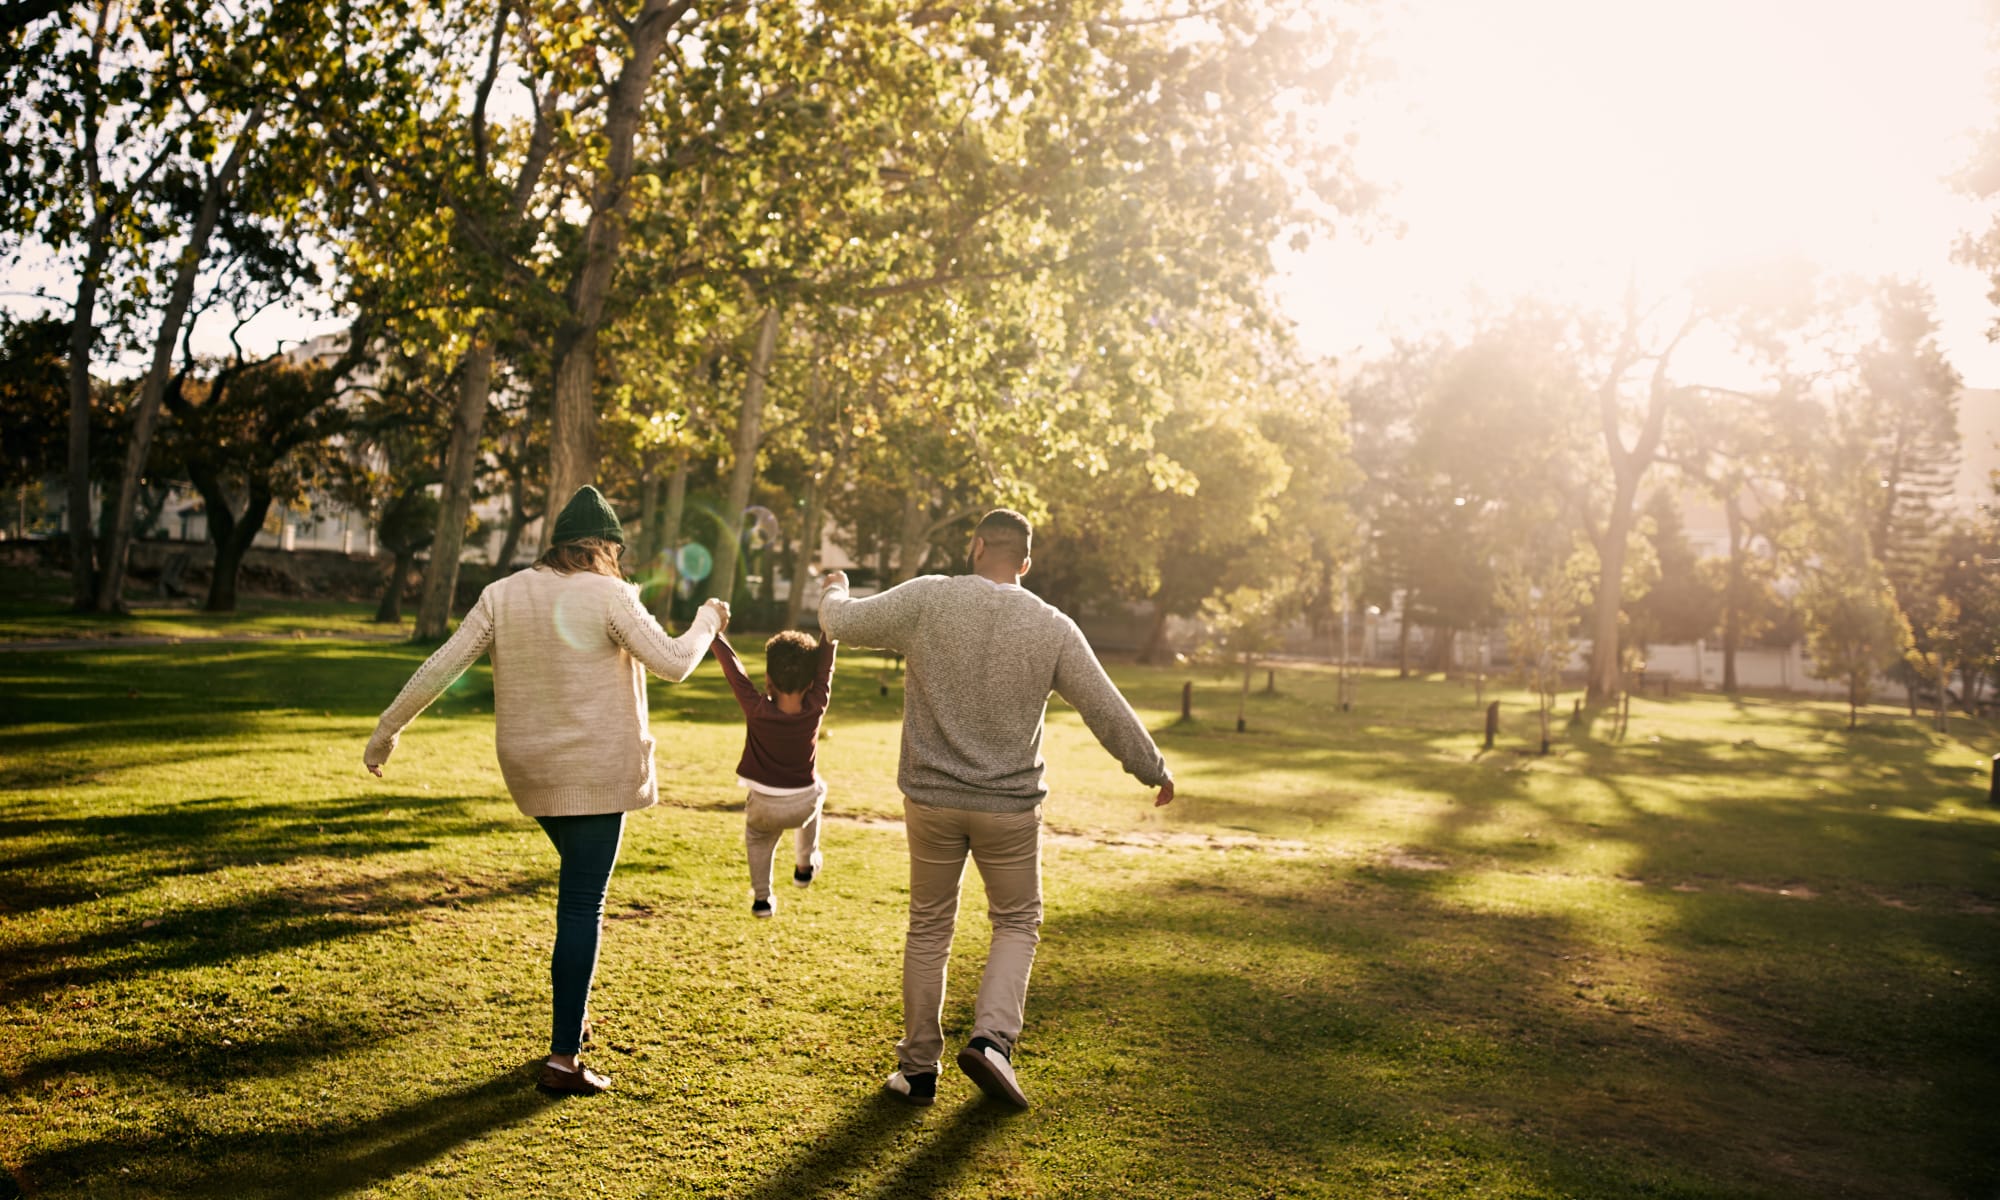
[551,485,625,545]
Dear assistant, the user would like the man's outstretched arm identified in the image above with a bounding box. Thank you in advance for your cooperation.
[1051,621,1174,805]
[816,570,935,654]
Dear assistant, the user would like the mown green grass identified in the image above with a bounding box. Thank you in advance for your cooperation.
[0,636,1996,1199]
[0,571,406,642]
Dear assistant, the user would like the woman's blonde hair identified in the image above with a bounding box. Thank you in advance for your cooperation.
[535,536,624,579]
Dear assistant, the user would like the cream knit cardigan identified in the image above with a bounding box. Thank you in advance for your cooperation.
[364,567,722,817]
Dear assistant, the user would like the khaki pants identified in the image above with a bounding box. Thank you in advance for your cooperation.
[744,783,826,901]
[897,797,1043,1075]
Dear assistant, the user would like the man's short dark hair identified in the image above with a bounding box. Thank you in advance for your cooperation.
[973,508,1033,567]
[764,630,820,694]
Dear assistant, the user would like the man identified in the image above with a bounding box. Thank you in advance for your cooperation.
[818,508,1174,1110]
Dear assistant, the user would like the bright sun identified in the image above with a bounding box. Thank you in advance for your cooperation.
[1287,0,1999,373]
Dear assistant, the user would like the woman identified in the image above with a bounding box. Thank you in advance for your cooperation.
[363,485,727,1094]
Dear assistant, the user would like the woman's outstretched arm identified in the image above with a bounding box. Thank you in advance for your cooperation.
[607,589,727,682]
[364,593,496,775]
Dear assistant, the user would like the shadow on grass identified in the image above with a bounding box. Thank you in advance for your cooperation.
[0,791,501,911]
[2,1016,396,1097]
[1029,845,2000,1198]
[729,1093,1009,1200]
[15,1064,553,1199]
[0,857,544,999]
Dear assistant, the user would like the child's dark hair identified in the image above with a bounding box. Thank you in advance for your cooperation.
[764,631,820,694]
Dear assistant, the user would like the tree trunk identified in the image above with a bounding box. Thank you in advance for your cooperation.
[1237,651,1252,732]
[1429,623,1456,674]
[1395,591,1415,679]
[414,342,497,640]
[543,0,692,518]
[1722,493,1743,692]
[786,468,825,630]
[203,486,272,613]
[97,109,262,612]
[893,489,933,585]
[661,461,687,556]
[377,548,416,624]
[636,463,660,572]
[1586,493,1635,702]
[758,541,778,622]
[65,235,109,612]
[496,467,532,572]
[708,306,780,602]
[547,330,599,531]
[1138,598,1173,665]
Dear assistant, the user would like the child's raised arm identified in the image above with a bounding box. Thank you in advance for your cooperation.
[805,639,837,714]
[709,633,764,715]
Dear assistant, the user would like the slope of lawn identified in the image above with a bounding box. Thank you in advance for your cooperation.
[1,636,1995,1199]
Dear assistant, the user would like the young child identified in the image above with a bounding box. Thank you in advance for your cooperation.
[711,629,837,917]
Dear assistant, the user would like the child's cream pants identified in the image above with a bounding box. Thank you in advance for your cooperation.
[743,780,827,901]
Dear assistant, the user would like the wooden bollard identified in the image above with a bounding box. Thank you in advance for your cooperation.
[1572,698,1582,719]
[1991,754,1998,806]
[1181,681,1193,721]
[1484,701,1499,750]
[1264,668,1276,694]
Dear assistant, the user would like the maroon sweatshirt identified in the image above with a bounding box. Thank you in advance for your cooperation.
[710,635,836,790]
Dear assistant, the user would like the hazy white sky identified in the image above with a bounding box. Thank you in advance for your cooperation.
[1278,0,2000,384]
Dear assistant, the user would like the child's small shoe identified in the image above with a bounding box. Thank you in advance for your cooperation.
[752,897,775,918]
[792,865,816,887]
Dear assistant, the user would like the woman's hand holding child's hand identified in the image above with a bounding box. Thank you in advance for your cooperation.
[704,598,731,631]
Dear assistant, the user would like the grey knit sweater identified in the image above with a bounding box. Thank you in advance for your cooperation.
[819,573,1170,812]
[364,568,722,817]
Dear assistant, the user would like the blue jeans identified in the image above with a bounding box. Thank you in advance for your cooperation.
[535,813,626,1056]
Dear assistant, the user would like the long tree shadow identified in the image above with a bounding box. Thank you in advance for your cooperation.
[1,1016,397,1097]
[861,1101,1012,1199]
[0,790,506,912]
[14,1063,553,1199]
[1030,841,2000,1198]
[727,1092,924,1200]
[0,860,546,999]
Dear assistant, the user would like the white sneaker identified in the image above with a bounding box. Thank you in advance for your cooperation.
[885,1069,936,1106]
[956,1038,1028,1109]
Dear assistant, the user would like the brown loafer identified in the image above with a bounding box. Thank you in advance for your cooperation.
[538,1060,611,1095]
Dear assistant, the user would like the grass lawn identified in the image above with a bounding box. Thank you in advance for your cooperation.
[1,633,1996,1198]
[0,571,406,643]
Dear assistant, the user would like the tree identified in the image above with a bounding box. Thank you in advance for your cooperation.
[0,314,75,535]
[1497,565,1584,755]
[1626,491,1722,653]
[5,0,194,607]
[156,348,364,611]
[1848,281,1962,601]
[1799,533,1912,730]
[1347,308,1588,677]
[542,0,697,515]
[1200,584,1294,733]
[1932,517,2000,712]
